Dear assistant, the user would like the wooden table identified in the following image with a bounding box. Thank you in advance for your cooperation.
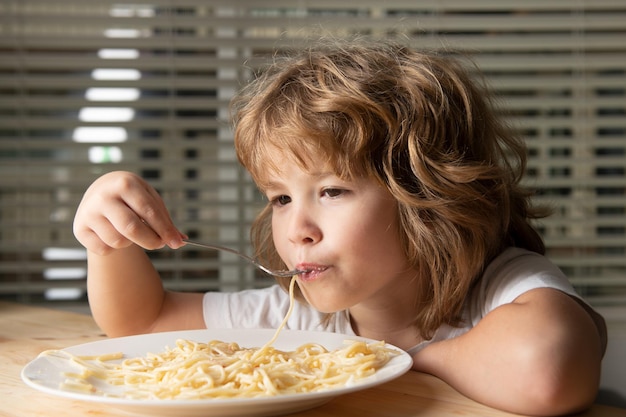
[1,301,624,417]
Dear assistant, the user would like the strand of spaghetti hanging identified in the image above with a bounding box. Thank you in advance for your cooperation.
[252,275,298,361]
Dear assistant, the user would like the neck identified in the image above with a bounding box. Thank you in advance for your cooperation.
[349,292,424,350]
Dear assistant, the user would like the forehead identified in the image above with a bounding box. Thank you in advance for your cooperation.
[255,147,333,188]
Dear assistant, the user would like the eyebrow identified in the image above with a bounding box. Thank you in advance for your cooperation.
[263,171,338,190]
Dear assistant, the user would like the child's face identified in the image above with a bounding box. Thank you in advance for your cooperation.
[264,155,416,314]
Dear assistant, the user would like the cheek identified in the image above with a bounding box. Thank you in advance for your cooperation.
[271,214,289,256]
[360,206,406,261]
[271,215,281,246]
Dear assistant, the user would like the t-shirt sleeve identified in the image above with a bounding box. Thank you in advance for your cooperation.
[202,284,355,335]
[470,247,582,323]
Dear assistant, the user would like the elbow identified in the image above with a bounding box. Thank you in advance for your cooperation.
[514,343,602,416]
[523,370,599,416]
[514,317,604,414]
[91,308,158,338]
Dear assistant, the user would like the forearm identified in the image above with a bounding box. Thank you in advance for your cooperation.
[87,244,166,337]
[412,290,604,416]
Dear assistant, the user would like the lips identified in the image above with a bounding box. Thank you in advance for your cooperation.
[296,264,328,282]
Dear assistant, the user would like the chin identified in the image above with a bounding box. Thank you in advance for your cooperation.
[306,298,350,314]
[300,289,353,313]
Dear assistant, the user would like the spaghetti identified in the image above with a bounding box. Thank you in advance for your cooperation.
[39,277,397,399]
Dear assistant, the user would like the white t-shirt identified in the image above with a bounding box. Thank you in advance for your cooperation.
[202,247,582,355]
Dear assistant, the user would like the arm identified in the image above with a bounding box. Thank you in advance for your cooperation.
[412,288,606,416]
[85,245,205,337]
[74,171,205,337]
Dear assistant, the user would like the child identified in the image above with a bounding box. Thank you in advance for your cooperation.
[74,38,607,415]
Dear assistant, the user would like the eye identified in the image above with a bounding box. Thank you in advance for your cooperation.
[322,188,346,198]
[270,195,291,206]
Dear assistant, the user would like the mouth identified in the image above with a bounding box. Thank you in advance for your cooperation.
[296,264,328,282]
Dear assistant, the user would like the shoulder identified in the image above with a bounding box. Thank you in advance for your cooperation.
[415,248,603,354]
[412,249,558,350]
[469,247,580,322]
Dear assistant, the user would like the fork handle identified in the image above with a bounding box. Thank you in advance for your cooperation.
[183,240,255,262]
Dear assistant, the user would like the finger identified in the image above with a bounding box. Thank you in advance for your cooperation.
[120,183,184,249]
[104,173,184,248]
[99,202,165,250]
[75,227,127,256]
[73,205,136,255]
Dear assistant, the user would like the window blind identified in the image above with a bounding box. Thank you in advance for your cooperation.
[1,0,625,312]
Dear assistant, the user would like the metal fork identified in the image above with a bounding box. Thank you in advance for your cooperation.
[182,240,307,278]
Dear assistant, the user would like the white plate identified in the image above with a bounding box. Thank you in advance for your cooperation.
[22,329,413,417]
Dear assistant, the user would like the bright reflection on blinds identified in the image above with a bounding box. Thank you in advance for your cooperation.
[42,248,87,301]
[72,127,128,143]
[89,146,123,164]
[42,248,87,261]
[97,49,140,59]
[44,268,85,280]
[86,88,140,101]
[104,29,143,38]
[91,69,141,80]
[44,288,84,301]
[109,4,155,18]
[78,108,135,123]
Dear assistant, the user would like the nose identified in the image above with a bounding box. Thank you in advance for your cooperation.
[286,203,322,245]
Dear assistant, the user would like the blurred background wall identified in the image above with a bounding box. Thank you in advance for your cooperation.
[1,0,625,317]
